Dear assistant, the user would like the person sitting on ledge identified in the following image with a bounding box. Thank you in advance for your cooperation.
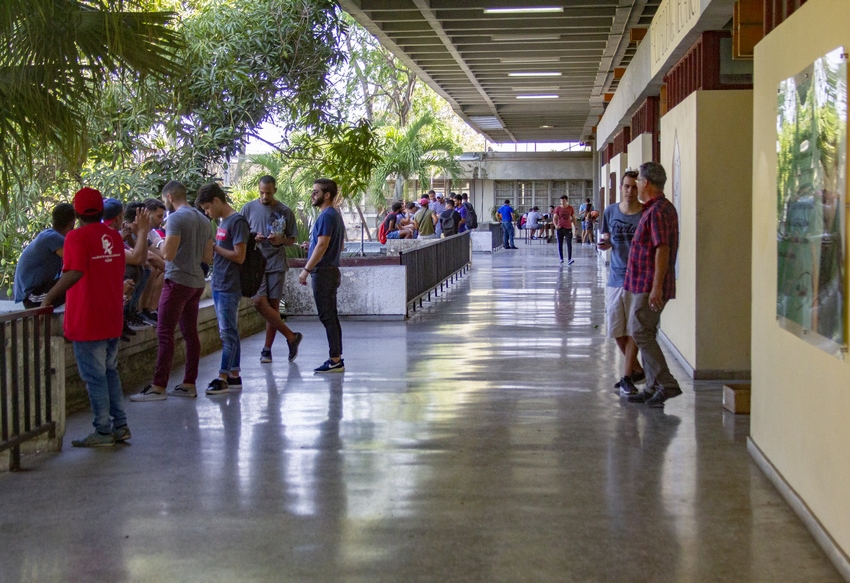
[383,201,413,239]
[13,203,76,309]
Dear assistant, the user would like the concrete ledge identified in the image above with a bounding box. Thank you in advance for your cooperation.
[748,438,850,582]
[283,266,407,319]
[471,230,502,253]
[63,296,265,414]
[658,330,751,381]
[385,238,440,255]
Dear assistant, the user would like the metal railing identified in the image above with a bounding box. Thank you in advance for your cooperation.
[399,232,471,316]
[0,307,55,470]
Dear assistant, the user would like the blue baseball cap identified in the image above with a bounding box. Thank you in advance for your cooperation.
[102,198,123,221]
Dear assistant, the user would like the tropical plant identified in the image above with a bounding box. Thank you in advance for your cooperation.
[370,112,462,205]
[0,0,182,208]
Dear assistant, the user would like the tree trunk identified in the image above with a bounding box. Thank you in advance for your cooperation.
[355,204,373,241]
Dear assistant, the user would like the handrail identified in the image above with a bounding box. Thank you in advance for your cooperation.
[0,306,55,470]
[399,232,471,312]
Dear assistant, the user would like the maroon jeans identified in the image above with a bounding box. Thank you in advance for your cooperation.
[154,279,204,388]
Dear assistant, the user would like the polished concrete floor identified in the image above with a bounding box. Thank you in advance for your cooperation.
[0,243,843,583]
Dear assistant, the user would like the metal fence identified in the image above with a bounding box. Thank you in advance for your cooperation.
[0,307,55,470]
[399,232,471,315]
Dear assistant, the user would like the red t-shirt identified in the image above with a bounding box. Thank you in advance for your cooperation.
[553,205,575,230]
[62,222,126,342]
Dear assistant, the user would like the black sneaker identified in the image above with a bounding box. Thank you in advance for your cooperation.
[627,390,654,404]
[314,359,345,374]
[260,348,272,364]
[227,376,242,390]
[127,314,149,328]
[287,332,303,363]
[646,387,683,408]
[139,310,158,326]
[122,321,136,340]
[205,379,229,395]
[618,376,639,397]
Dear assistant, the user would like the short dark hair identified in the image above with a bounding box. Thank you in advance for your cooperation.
[259,175,276,187]
[405,201,416,210]
[52,203,75,231]
[195,182,227,207]
[622,170,639,185]
[313,178,338,200]
[428,190,436,195]
[639,162,667,190]
[143,197,166,212]
[445,199,455,208]
[77,211,103,224]
[453,194,462,201]
[124,201,146,222]
[504,199,510,205]
[461,193,468,199]
[560,195,568,200]
[585,198,591,203]
[162,180,186,200]
[391,201,403,213]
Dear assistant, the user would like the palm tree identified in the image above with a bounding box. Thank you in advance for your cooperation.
[0,0,181,207]
[370,112,462,206]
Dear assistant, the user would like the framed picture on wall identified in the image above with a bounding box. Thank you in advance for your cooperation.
[776,47,848,358]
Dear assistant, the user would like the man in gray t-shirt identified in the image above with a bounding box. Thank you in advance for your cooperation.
[239,175,302,364]
[598,171,645,397]
[131,180,215,402]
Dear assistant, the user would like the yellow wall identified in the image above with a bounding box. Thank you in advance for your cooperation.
[659,90,753,375]
[751,0,850,556]
[627,132,654,166]
[660,93,699,369]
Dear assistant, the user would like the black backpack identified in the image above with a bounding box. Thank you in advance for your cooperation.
[462,202,478,229]
[441,210,458,237]
[239,220,267,298]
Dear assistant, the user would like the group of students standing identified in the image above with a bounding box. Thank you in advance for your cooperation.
[40,176,346,447]
[379,190,477,242]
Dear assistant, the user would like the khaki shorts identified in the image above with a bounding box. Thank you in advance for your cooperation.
[255,271,285,300]
[605,286,633,338]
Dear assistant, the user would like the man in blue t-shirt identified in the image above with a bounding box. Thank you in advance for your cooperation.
[299,179,346,374]
[14,203,76,308]
[598,171,645,396]
[196,182,249,395]
[497,199,517,249]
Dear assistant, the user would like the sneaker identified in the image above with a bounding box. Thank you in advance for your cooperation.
[260,348,272,364]
[127,314,148,328]
[113,425,132,442]
[631,370,646,384]
[72,432,115,447]
[122,321,137,337]
[140,309,158,323]
[618,376,639,398]
[646,387,683,408]
[168,384,197,398]
[560,259,564,263]
[205,379,229,395]
[314,359,345,374]
[287,332,303,363]
[627,389,654,404]
[227,376,243,390]
[130,385,166,402]
[567,259,575,265]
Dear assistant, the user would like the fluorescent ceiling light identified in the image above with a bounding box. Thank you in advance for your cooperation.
[483,7,564,14]
[508,72,562,77]
[500,57,561,64]
[492,34,560,42]
[516,94,559,99]
[539,125,555,128]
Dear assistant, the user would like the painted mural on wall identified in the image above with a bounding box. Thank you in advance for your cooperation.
[776,47,848,357]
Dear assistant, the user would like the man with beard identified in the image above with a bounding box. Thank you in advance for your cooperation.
[131,180,214,401]
[299,179,345,374]
[240,175,303,364]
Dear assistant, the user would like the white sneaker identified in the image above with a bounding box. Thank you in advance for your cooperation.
[167,384,197,398]
[130,385,166,402]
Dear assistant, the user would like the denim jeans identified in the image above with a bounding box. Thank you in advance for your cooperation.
[213,290,241,375]
[311,267,342,358]
[556,228,573,261]
[125,266,151,317]
[73,338,126,434]
[154,279,204,387]
[502,221,515,248]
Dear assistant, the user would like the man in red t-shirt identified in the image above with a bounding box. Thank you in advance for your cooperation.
[552,195,575,264]
[43,188,149,447]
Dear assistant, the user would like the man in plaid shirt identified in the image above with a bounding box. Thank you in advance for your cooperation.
[623,162,682,408]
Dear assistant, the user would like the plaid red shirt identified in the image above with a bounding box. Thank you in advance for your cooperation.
[623,195,679,300]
